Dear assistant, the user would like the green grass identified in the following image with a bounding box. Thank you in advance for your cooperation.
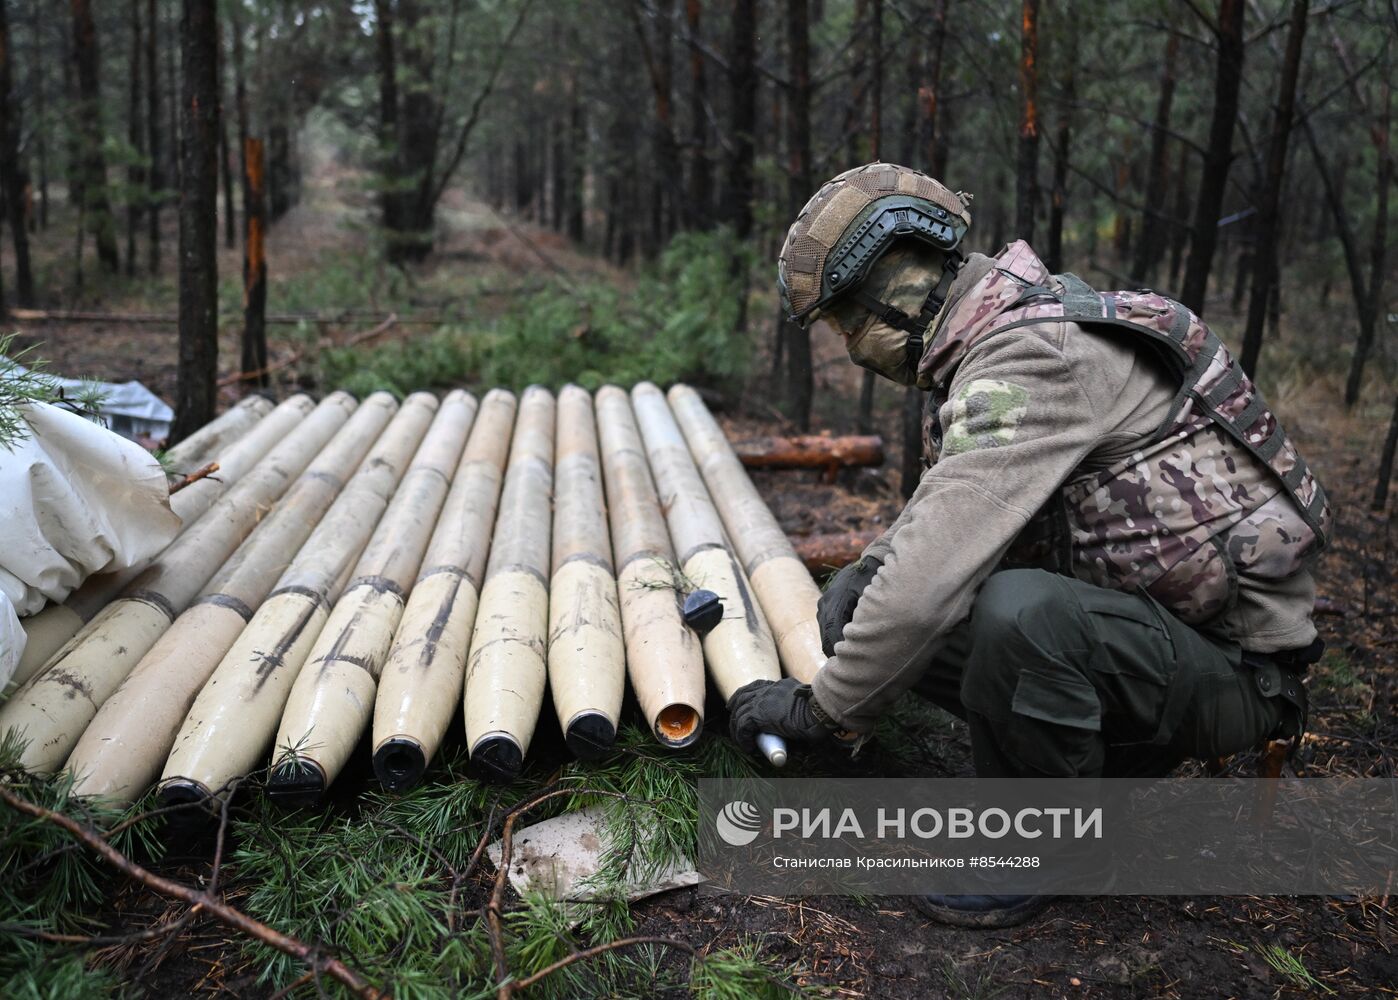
[1257,943,1332,994]
[316,228,756,398]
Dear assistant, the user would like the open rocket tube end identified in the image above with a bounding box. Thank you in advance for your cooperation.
[564,711,617,760]
[470,733,524,784]
[653,703,702,748]
[154,777,221,831]
[756,732,788,768]
[266,757,327,810]
[373,737,429,793]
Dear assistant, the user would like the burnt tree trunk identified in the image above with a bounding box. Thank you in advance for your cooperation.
[781,0,813,431]
[1015,0,1040,242]
[0,0,35,305]
[1180,0,1245,314]
[71,0,120,272]
[241,136,268,390]
[126,0,143,276]
[1240,0,1308,376]
[171,0,220,444]
[1130,31,1180,285]
[145,0,161,273]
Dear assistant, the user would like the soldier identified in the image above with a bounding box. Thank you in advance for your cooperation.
[727,162,1329,927]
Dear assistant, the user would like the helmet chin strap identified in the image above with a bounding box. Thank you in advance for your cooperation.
[848,251,963,368]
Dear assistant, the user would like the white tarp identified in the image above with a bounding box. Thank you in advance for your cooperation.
[0,401,182,631]
[1,357,174,443]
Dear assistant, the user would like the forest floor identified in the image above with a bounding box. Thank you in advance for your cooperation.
[3,150,1396,998]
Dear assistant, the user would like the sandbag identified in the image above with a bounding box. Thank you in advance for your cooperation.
[0,402,181,618]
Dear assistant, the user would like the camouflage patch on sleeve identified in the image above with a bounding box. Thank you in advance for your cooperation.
[942,379,1030,456]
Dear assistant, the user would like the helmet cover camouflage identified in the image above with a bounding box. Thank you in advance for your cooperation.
[778,162,972,323]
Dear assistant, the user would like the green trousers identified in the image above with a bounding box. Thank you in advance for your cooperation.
[913,569,1287,778]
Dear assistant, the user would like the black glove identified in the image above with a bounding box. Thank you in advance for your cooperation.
[727,678,837,754]
[817,555,882,656]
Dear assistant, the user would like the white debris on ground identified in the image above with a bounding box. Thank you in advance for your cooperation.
[487,805,703,902]
[2,356,174,444]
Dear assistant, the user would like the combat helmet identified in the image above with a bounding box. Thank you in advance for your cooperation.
[779,162,972,333]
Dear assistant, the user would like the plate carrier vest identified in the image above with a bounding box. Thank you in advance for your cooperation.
[918,242,1330,626]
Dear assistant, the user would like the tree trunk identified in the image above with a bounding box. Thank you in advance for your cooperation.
[722,0,756,241]
[1374,395,1398,512]
[916,0,949,173]
[373,0,402,249]
[219,51,235,249]
[30,0,48,231]
[1240,0,1308,376]
[1015,0,1040,243]
[126,0,143,277]
[1344,72,1391,407]
[869,0,882,157]
[856,0,887,435]
[171,0,221,444]
[0,0,36,305]
[165,2,179,191]
[1044,37,1074,273]
[1168,141,1191,290]
[631,0,683,236]
[567,72,585,243]
[685,0,710,223]
[241,137,268,390]
[1180,0,1245,314]
[145,0,161,273]
[781,0,813,431]
[71,0,120,272]
[1130,31,1180,285]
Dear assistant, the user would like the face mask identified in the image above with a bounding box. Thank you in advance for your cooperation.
[844,312,923,387]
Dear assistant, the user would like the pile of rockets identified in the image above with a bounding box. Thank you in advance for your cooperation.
[0,383,826,814]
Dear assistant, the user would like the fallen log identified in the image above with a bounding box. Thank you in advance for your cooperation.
[734,434,884,471]
[792,529,883,574]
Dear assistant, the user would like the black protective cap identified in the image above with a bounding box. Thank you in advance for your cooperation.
[682,589,724,637]
[470,734,524,784]
[565,711,617,760]
[266,757,327,810]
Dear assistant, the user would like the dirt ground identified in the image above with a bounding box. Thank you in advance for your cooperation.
[4,157,1395,998]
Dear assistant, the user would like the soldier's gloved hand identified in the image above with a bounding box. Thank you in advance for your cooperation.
[817,556,882,656]
[727,678,838,754]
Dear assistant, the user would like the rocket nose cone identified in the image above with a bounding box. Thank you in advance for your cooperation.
[469,734,524,784]
[266,757,327,810]
[373,738,428,793]
[564,712,617,760]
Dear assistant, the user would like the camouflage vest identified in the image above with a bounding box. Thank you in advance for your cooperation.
[917,242,1330,626]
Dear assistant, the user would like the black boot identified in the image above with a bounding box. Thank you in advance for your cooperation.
[911,893,1056,928]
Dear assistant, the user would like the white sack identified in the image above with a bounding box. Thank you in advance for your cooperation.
[0,592,21,688]
[0,402,182,616]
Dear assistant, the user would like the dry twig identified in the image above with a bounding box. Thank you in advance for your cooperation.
[0,786,384,1000]
[169,462,220,494]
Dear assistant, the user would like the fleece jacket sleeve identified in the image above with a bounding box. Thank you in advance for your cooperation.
[811,328,1108,732]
